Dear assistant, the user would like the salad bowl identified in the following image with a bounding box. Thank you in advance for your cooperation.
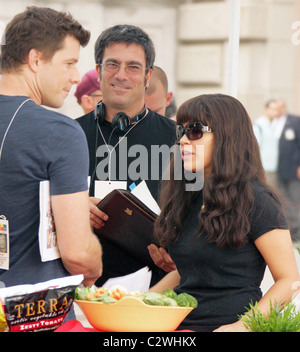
[75,296,194,332]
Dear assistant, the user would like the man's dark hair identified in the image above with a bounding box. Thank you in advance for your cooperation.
[0,6,90,72]
[94,24,155,73]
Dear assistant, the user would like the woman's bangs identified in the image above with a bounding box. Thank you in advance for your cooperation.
[176,99,210,127]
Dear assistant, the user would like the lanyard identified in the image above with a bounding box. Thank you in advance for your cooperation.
[97,110,148,182]
[0,98,31,162]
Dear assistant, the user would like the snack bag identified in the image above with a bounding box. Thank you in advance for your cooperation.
[0,275,83,332]
[0,301,8,332]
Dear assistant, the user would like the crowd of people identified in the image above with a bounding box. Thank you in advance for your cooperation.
[0,6,299,332]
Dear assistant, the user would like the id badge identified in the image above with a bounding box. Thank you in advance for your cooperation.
[94,180,127,199]
[285,128,295,141]
[0,216,9,270]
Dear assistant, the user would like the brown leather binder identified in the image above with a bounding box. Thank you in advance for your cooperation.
[94,189,158,270]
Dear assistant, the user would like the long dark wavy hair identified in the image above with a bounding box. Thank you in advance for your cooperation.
[155,94,275,249]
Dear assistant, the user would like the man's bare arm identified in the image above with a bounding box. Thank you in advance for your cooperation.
[51,190,103,286]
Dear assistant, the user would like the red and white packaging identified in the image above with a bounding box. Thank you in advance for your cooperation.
[0,275,83,332]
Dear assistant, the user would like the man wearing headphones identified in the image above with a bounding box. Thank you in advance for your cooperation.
[76,25,175,286]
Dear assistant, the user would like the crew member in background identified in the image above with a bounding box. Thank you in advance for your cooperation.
[144,65,172,116]
[74,69,102,114]
[253,100,281,188]
[276,99,300,243]
[76,25,175,286]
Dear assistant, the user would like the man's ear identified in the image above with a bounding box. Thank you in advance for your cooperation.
[166,92,173,107]
[145,68,153,89]
[27,49,43,72]
[81,95,93,110]
[96,63,101,82]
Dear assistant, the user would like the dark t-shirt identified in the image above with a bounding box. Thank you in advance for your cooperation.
[76,109,175,200]
[168,182,288,332]
[76,109,176,286]
[0,96,89,287]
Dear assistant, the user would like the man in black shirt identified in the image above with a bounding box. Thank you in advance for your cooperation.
[76,25,175,286]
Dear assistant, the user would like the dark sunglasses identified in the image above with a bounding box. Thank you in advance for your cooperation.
[176,121,212,141]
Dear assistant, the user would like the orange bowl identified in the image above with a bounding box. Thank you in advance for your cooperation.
[75,296,194,332]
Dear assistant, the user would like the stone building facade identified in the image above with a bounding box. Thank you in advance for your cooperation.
[0,0,299,120]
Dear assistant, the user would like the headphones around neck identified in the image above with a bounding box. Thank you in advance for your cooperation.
[94,101,147,133]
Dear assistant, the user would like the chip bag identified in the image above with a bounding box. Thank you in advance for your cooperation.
[0,275,83,332]
[0,301,8,332]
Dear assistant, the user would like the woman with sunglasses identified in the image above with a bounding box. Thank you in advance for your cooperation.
[150,94,299,332]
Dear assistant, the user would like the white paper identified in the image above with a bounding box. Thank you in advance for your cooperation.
[102,266,152,293]
[38,181,60,262]
[0,217,9,270]
[131,181,161,215]
[94,180,127,199]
